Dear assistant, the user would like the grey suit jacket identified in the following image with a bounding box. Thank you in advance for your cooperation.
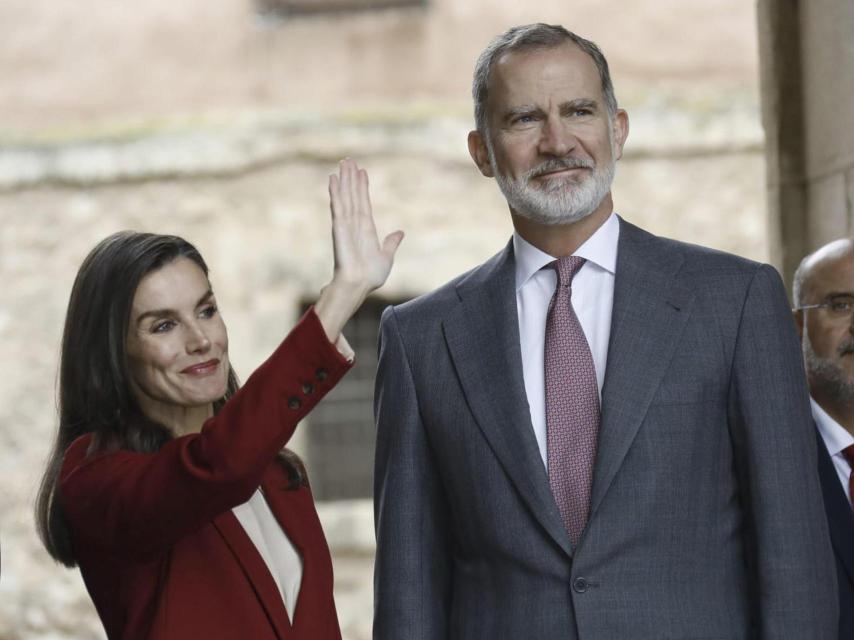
[373,218,837,639]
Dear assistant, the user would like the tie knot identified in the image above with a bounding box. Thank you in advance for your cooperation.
[552,255,586,287]
[842,444,854,467]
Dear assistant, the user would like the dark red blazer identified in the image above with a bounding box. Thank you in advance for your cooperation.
[59,309,352,640]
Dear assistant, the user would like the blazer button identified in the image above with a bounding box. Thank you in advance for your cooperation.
[302,382,314,395]
[572,577,588,593]
[315,368,328,381]
[287,397,302,410]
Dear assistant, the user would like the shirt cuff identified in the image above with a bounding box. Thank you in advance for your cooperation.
[335,333,356,363]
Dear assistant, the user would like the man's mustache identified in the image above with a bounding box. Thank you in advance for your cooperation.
[526,157,595,180]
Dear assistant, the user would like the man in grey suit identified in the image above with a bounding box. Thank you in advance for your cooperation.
[373,24,836,639]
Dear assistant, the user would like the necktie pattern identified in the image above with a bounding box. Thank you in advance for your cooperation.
[842,444,854,510]
[544,255,600,543]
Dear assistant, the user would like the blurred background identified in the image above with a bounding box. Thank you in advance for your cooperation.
[0,0,850,638]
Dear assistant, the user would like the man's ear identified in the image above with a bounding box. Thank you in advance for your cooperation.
[468,130,495,178]
[612,109,629,161]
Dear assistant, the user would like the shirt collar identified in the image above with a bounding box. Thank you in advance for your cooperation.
[513,211,620,291]
[810,397,854,457]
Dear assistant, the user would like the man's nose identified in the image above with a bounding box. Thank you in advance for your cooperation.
[538,115,576,157]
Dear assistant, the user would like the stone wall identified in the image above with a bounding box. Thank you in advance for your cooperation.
[0,0,758,135]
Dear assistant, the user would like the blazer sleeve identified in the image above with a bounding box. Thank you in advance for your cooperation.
[60,307,353,559]
[373,306,453,640]
[728,264,838,639]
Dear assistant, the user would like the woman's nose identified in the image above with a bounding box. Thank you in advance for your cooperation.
[186,323,211,353]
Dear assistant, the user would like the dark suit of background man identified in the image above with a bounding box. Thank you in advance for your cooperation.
[373,23,837,639]
[794,238,854,640]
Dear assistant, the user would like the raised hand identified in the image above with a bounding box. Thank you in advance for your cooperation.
[327,158,403,292]
[314,158,403,343]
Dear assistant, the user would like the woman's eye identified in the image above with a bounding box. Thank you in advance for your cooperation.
[200,305,218,319]
[152,320,175,333]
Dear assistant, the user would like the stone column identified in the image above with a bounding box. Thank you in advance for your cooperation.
[758,0,854,289]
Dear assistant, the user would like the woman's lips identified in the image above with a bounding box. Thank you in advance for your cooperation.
[181,359,220,375]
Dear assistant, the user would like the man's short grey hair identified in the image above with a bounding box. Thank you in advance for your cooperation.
[472,23,618,135]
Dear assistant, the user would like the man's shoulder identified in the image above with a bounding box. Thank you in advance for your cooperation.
[618,219,789,316]
[622,218,768,282]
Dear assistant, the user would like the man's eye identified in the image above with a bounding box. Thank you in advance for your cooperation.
[830,301,854,313]
[513,115,536,125]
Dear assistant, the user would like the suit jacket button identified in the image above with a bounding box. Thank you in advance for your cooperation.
[315,368,328,381]
[302,382,314,395]
[572,578,588,593]
[287,397,302,410]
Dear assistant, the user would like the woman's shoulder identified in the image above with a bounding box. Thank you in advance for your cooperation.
[57,434,99,517]
[59,432,130,484]
[61,433,93,470]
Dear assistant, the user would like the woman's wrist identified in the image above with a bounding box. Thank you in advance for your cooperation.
[314,277,371,343]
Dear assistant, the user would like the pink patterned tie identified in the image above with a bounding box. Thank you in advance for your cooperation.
[545,256,600,543]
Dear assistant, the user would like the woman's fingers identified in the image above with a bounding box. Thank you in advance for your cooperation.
[346,159,358,219]
[357,168,370,215]
[357,167,378,233]
[332,158,371,221]
[328,173,342,220]
[382,230,405,260]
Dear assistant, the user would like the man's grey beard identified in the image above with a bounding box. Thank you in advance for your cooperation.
[803,333,854,404]
[487,142,617,226]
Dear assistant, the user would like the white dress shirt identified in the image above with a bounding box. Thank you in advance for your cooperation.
[514,211,619,470]
[811,397,854,502]
[232,489,303,620]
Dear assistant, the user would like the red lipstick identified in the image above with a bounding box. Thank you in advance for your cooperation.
[181,359,220,375]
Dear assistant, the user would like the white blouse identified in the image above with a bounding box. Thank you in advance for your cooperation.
[232,489,303,620]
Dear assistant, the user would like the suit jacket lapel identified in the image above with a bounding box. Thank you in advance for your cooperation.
[443,241,573,557]
[212,479,291,638]
[815,428,854,587]
[589,219,694,519]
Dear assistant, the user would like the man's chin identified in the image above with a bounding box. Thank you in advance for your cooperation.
[512,205,597,226]
[498,174,609,226]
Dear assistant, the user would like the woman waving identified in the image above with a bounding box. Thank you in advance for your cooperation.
[36,159,401,640]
